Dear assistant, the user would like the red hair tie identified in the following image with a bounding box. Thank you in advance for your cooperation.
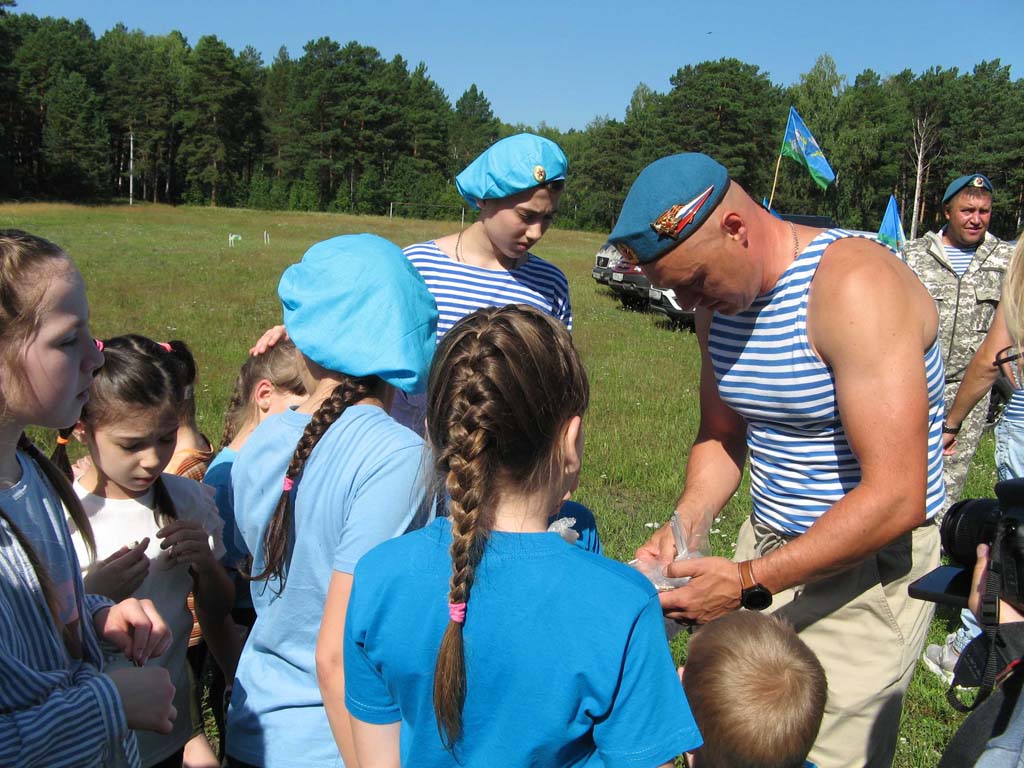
[282,477,295,492]
[94,339,104,352]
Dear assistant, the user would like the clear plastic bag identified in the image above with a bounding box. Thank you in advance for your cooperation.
[629,513,704,591]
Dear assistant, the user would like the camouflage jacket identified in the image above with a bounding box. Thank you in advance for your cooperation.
[904,230,1013,381]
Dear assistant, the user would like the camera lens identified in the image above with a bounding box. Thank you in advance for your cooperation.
[941,498,1002,566]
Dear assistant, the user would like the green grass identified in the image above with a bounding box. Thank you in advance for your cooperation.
[1,201,998,767]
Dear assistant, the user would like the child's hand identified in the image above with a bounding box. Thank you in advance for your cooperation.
[107,666,177,734]
[84,539,150,601]
[94,597,172,665]
[157,520,216,573]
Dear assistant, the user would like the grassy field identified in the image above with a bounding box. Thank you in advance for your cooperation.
[1,201,999,766]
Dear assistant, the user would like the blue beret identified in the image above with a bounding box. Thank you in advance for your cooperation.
[456,133,567,210]
[943,173,993,204]
[278,234,438,394]
[608,153,729,264]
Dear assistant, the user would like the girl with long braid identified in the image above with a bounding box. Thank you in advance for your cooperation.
[344,305,702,767]
[225,234,437,768]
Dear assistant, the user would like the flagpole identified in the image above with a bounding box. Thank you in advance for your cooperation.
[767,150,783,209]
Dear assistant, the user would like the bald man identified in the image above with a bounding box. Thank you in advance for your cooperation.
[610,154,943,768]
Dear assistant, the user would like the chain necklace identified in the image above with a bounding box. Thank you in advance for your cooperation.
[454,229,465,263]
[789,221,801,260]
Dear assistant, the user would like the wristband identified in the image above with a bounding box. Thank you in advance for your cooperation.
[942,422,961,435]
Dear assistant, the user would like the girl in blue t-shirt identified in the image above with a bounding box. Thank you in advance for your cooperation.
[0,230,175,767]
[344,305,702,767]
[224,234,438,768]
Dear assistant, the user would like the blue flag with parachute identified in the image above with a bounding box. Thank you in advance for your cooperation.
[877,194,906,254]
[780,107,836,190]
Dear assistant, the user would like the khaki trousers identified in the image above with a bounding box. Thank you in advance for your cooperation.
[735,518,940,768]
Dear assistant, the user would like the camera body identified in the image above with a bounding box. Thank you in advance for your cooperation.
[928,478,1024,613]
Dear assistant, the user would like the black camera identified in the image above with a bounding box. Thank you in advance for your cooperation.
[910,479,1024,613]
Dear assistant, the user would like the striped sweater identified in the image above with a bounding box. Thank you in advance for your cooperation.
[0,451,138,767]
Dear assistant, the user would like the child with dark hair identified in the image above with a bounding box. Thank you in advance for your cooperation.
[158,339,215,481]
[0,230,174,767]
[682,611,827,768]
[224,234,438,768]
[61,334,233,768]
[344,304,702,767]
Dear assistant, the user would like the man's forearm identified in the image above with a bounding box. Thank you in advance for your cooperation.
[754,480,926,594]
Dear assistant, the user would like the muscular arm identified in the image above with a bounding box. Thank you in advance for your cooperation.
[663,241,937,622]
[754,241,935,593]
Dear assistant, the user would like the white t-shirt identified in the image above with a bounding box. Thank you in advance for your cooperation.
[69,474,224,766]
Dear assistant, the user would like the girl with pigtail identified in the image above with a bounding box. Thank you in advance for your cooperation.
[225,234,437,768]
[57,333,233,768]
[0,230,175,768]
[344,305,702,767]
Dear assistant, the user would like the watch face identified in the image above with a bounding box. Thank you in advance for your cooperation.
[742,586,773,611]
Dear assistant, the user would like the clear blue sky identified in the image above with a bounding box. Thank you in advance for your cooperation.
[15,0,1024,132]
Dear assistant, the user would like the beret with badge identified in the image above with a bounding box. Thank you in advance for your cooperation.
[455,133,567,210]
[943,173,993,204]
[278,234,439,395]
[608,153,730,264]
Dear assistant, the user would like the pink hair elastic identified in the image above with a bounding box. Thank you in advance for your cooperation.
[448,602,467,624]
[94,339,104,352]
[158,342,172,353]
[282,476,295,492]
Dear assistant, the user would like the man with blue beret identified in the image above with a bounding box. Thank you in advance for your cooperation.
[614,153,945,768]
[904,176,1014,684]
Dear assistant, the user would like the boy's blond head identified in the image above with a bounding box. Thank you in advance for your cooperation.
[684,611,826,768]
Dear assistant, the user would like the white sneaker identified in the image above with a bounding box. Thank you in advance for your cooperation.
[922,632,960,685]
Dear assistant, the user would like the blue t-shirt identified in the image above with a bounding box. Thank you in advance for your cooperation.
[345,517,702,767]
[226,405,433,768]
[203,446,252,613]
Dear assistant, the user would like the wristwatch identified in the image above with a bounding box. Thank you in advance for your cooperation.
[738,560,772,610]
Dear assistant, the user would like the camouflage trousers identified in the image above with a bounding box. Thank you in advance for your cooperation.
[940,380,991,517]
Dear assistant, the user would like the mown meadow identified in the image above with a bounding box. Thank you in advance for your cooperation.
[1,202,999,766]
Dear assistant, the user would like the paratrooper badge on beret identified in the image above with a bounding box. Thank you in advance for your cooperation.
[651,185,716,239]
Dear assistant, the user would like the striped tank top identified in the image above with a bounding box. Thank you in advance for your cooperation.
[710,229,946,535]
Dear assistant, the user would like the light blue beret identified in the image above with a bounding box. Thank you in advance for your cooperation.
[456,133,567,210]
[943,173,993,204]
[278,234,438,394]
[608,153,729,264]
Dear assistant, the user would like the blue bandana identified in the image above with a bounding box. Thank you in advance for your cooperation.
[608,153,729,264]
[456,133,567,210]
[278,234,438,394]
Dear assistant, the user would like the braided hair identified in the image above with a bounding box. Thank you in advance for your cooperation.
[249,374,379,590]
[426,305,589,749]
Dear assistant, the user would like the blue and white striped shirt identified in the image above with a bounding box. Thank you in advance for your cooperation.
[403,240,572,341]
[0,450,139,767]
[710,229,947,535]
[944,244,977,277]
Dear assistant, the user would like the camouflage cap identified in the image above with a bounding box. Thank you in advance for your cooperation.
[943,173,993,204]
[608,153,729,264]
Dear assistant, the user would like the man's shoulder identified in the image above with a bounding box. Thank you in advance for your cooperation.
[903,231,943,260]
[980,233,1015,264]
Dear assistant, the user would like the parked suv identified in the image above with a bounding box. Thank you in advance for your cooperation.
[591,242,619,284]
[608,259,651,310]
